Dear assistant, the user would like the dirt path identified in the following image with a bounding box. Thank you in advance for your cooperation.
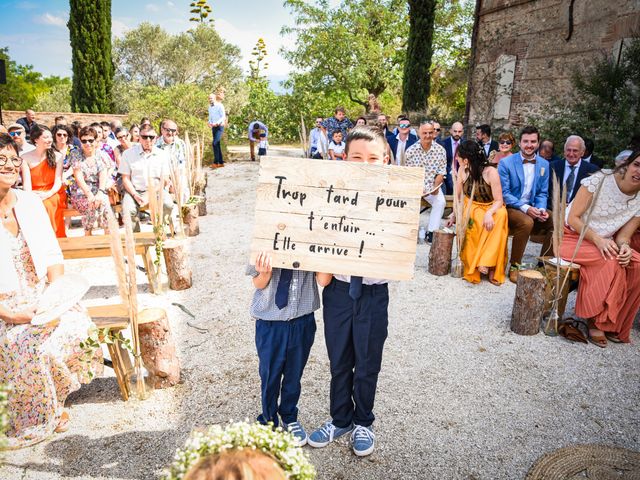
[3,162,639,479]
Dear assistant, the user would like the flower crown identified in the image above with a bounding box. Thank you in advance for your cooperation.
[164,421,316,480]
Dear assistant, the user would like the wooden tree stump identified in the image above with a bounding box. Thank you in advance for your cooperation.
[138,308,180,389]
[428,230,455,276]
[511,270,546,335]
[182,204,200,236]
[197,197,207,216]
[163,238,192,290]
[541,258,580,319]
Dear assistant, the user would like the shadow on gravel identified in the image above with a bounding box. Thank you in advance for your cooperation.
[66,377,122,405]
[7,429,177,480]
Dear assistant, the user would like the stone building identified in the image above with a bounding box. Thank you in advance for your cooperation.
[465,0,640,129]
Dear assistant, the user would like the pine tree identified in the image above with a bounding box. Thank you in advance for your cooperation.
[402,0,437,114]
[68,0,114,113]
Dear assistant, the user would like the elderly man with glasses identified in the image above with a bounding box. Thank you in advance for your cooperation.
[119,124,174,232]
[156,119,189,202]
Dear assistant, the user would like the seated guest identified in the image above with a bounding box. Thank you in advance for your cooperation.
[115,127,133,156]
[355,116,367,127]
[539,139,561,163]
[498,126,553,282]
[548,135,600,208]
[70,121,82,148]
[488,132,515,165]
[52,124,77,185]
[560,151,640,345]
[308,117,327,159]
[156,119,189,202]
[452,141,508,285]
[441,121,465,194]
[68,127,110,236]
[7,124,34,189]
[129,124,141,143]
[386,116,418,166]
[53,115,66,126]
[22,125,67,238]
[405,120,447,243]
[0,133,102,448]
[328,131,346,160]
[16,109,36,141]
[582,138,604,168]
[118,124,174,232]
[476,124,498,158]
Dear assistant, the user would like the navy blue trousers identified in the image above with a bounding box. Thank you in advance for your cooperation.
[211,126,224,165]
[255,313,316,426]
[323,279,389,428]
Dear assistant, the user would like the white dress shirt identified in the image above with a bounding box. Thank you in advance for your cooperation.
[563,159,581,184]
[334,275,387,285]
[519,160,536,213]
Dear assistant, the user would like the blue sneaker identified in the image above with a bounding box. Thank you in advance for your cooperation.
[282,420,308,447]
[307,420,353,448]
[351,425,375,456]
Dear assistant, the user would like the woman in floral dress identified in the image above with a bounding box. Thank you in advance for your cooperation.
[68,127,110,235]
[0,133,102,449]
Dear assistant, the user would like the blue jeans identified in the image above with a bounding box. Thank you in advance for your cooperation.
[211,126,224,165]
[255,313,316,426]
[322,279,389,428]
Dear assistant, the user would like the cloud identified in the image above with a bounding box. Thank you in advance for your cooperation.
[146,3,160,12]
[34,13,67,28]
[215,18,291,76]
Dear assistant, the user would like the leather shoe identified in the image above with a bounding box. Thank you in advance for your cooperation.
[509,268,519,284]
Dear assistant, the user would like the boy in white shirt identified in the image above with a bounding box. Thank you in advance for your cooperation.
[328,131,346,160]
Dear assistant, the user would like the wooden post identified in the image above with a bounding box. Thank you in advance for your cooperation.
[197,197,207,216]
[511,270,546,335]
[541,258,580,319]
[428,230,455,276]
[138,308,180,389]
[182,204,200,236]
[163,238,192,290]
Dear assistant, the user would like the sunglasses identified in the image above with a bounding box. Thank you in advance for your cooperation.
[398,123,410,128]
[140,135,156,140]
[499,140,512,145]
[80,138,95,144]
[8,131,22,137]
[0,155,23,167]
[56,132,68,137]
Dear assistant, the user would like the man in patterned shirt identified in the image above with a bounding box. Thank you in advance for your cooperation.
[322,106,354,139]
[405,120,447,243]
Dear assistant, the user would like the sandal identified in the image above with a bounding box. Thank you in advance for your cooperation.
[604,333,623,343]
[588,328,608,348]
[55,411,70,433]
[558,318,588,344]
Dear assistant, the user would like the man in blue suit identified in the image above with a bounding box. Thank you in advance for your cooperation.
[498,126,554,283]
[440,121,464,194]
[548,135,600,209]
[386,116,418,165]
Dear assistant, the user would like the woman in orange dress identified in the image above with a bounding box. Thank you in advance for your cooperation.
[22,125,66,238]
[560,150,640,346]
[450,140,509,284]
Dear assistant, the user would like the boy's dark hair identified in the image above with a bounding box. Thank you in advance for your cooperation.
[0,132,19,156]
[345,126,386,155]
[476,124,491,137]
[397,116,410,123]
[332,130,343,138]
[100,121,110,128]
[334,106,346,114]
[519,125,540,141]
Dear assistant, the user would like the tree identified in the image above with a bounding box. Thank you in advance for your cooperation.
[282,0,408,111]
[402,0,437,113]
[189,0,213,25]
[68,0,113,113]
[113,23,242,88]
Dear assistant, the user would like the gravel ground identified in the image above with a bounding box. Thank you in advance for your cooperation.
[2,160,639,480]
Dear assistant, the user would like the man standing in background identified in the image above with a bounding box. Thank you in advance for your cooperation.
[208,89,226,168]
[248,120,269,161]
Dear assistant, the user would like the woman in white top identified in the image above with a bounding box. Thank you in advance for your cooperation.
[560,150,640,346]
[0,133,102,448]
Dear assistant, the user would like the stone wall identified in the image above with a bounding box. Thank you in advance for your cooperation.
[2,110,127,128]
[467,0,640,129]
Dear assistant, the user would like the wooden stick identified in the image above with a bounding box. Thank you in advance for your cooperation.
[105,207,129,307]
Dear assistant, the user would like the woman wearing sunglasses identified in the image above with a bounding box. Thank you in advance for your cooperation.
[488,132,516,165]
[51,124,77,185]
[67,127,110,235]
[21,125,67,238]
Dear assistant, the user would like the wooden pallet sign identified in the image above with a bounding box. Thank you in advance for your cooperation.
[250,157,425,280]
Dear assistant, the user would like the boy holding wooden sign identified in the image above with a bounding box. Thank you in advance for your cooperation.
[308,127,392,457]
[246,253,320,447]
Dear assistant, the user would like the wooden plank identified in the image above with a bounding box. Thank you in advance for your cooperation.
[87,304,129,318]
[250,157,424,280]
[258,156,425,197]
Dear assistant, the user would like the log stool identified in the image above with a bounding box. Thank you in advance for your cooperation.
[428,230,455,276]
[510,270,546,335]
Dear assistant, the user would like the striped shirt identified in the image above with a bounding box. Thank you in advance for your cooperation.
[246,266,320,321]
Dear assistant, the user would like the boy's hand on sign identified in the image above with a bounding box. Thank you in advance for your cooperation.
[255,251,273,274]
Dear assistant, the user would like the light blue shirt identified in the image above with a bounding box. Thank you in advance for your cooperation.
[208,102,226,126]
[248,121,268,140]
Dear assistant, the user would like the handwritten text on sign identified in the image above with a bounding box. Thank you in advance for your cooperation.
[250,157,425,280]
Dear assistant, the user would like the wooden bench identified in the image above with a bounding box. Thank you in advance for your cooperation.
[58,233,158,293]
[87,304,163,401]
[63,205,123,219]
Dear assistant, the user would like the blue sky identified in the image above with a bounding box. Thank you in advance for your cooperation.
[0,0,332,83]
